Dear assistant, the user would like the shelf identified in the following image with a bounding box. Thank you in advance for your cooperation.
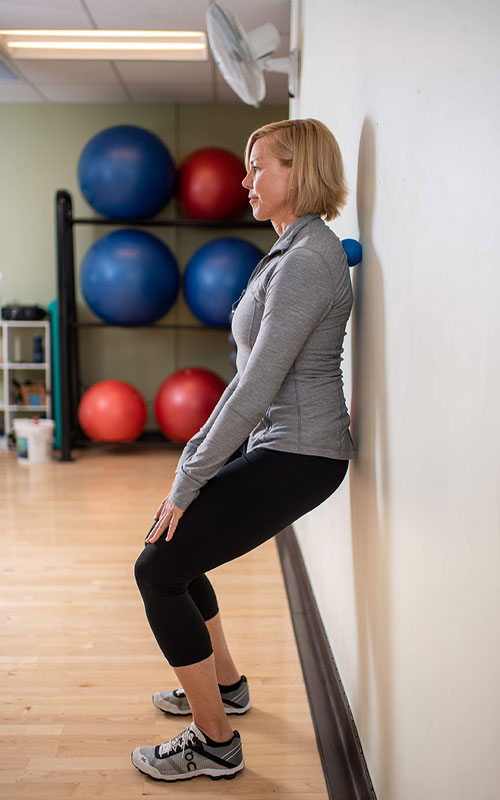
[74,430,182,448]
[70,215,271,229]
[1,362,49,368]
[73,322,229,331]
[0,320,52,435]
[1,405,49,411]
[0,320,49,328]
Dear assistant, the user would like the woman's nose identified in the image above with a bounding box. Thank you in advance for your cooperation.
[242,171,252,189]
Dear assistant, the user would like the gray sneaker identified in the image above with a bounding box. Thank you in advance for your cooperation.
[131,720,244,782]
[152,675,251,716]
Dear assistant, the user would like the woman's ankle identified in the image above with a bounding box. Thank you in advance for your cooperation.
[215,667,241,686]
[217,675,243,691]
[194,718,234,743]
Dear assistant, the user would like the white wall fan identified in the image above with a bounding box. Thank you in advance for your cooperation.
[206,1,299,108]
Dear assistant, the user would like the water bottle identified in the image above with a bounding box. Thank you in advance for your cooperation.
[32,334,44,363]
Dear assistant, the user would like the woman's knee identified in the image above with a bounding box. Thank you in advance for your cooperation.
[134,547,151,592]
[134,544,187,597]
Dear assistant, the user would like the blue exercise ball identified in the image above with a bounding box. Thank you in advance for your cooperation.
[342,238,363,266]
[81,229,180,325]
[77,125,175,219]
[184,238,264,326]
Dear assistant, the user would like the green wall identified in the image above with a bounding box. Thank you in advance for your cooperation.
[0,102,286,427]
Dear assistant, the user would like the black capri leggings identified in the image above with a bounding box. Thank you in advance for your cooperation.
[134,442,348,667]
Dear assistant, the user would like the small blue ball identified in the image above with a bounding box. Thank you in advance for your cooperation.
[342,238,363,266]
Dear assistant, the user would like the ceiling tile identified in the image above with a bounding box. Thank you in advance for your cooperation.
[229,1,291,35]
[127,83,215,103]
[36,83,129,101]
[214,80,242,104]
[85,0,208,30]
[0,0,90,28]
[116,60,212,85]
[0,82,43,101]
[10,60,118,84]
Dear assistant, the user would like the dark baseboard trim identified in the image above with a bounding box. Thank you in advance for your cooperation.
[276,526,377,800]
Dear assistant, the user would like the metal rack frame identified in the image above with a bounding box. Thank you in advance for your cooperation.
[55,189,269,461]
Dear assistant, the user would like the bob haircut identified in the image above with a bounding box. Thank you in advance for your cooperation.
[244,118,348,222]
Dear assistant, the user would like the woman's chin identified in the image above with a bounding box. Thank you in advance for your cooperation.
[250,204,268,222]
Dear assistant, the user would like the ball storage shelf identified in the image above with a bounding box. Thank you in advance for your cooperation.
[56,189,270,461]
[0,320,52,444]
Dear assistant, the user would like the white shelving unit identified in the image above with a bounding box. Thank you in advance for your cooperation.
[0,320,52,445]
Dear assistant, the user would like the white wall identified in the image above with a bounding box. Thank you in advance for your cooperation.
[290,1,500,797]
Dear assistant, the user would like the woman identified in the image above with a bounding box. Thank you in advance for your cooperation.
[132,118,354,782]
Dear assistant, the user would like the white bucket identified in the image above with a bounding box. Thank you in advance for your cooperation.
[13,418,55,464]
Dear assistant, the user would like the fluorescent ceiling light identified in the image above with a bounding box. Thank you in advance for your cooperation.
[0,30,208,61]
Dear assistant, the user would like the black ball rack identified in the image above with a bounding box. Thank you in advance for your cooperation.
[55,189,270,461]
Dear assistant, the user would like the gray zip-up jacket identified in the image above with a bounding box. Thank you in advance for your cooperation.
[169,213,354,511]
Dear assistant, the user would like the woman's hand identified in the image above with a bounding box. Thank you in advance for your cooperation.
[145,495,184,544]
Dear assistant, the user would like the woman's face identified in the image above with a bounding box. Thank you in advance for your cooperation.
[242,137,294,226]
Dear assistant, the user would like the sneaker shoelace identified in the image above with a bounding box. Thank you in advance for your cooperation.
[158,725,197,757]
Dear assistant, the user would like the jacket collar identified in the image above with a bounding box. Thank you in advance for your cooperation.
[243,214,322,293]
[268,213,322,256]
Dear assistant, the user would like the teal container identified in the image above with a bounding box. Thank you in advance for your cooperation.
[48,299,62,450]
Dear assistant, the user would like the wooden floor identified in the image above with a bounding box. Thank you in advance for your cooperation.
[0,446,328,799]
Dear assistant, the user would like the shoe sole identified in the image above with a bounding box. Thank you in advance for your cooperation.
[131,750,244,781]
[152,695,252,716]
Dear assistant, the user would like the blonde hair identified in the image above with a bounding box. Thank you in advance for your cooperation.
[244,118,348,222]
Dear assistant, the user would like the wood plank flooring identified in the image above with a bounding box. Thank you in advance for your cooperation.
[0,446,328,798]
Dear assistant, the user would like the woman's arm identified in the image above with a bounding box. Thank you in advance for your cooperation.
[169,249,335,511]
[174,372,240,476]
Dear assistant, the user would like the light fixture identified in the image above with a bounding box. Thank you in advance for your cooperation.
[0,30,208,61]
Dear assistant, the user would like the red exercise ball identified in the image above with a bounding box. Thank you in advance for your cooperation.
[155,368,226,443]
[177,147,248,220]
[78,379,147,442]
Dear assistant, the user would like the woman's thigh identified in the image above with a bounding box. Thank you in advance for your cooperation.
[142,447,348,584]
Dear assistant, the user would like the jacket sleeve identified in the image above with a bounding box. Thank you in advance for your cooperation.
[169,249,335,510]
[174,372,240,476]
